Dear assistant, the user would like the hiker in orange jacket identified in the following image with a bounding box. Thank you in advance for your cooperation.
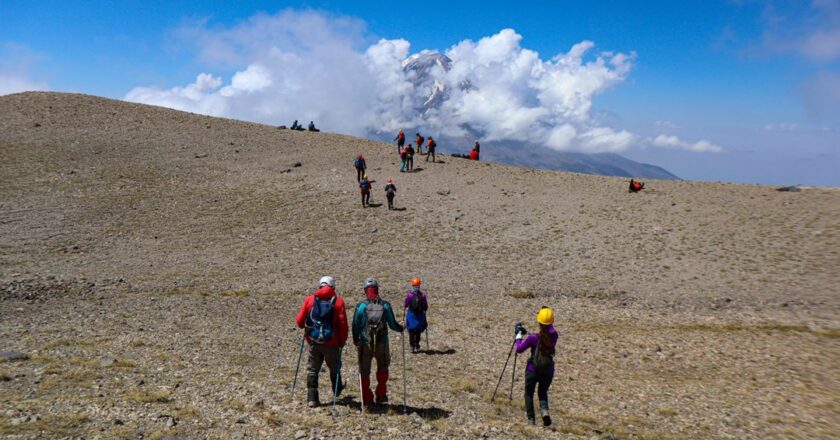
[394,130,405,154]
[415,132,425,155]
[426,137,437,162]
[295,276,349,407]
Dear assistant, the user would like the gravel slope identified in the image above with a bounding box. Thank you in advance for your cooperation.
[1,92,838,439]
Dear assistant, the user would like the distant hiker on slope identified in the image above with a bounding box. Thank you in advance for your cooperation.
[403,277,428,353]
[354,153,367,182]
[407,143,415,172]
[290,120,304,131]
[384,178,397,210]
[426,137,437,162]
[295,276,349,407]
[359,174,375,208]
[628,179,645,193]
[515,307,558,426]
[415,132,425,155]
[394,129,405,154]
[400,145,410,173]
[352,278,404,406]
[469,142,480,161]
[308,121,320,132]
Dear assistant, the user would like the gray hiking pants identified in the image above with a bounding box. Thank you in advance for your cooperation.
[357,342,390,376]
[306,343,341,397]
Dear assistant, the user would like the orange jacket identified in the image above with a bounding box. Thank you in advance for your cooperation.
[295,286,349,346]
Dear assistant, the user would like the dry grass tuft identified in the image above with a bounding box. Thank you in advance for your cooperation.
[125,387,171,403]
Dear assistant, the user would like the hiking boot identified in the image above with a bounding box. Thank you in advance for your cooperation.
[306,388,319,408]
[307,400,319,408]
[541,409,551,426]
[527,417,536,425]
[375,395,388,404]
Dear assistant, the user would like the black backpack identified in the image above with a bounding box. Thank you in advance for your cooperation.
[365,298,386,346]
[530,345,555,373]
[307,296,335,344]
[408,292,424,313]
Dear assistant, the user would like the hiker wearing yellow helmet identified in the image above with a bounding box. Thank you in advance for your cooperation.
[403,277,428,353]
[514,307,558,426]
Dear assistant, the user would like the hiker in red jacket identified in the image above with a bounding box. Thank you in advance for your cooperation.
[415,132,425,155]
[426,137,437,162]
[295,276,349,407]
[628,179,644,193]
[394,129,405,154]
[469,147,479,161]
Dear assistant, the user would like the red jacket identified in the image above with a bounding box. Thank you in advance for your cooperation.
[469,149,479,160]
[295,286,349,346]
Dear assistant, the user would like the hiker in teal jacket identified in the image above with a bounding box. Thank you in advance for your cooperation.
[352,278,404,405]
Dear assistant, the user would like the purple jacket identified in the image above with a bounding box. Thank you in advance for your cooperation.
[515,325,558,374]
[403,288,428,331]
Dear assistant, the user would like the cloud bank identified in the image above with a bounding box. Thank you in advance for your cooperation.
[0,44,48,96]
[126,10,719,154]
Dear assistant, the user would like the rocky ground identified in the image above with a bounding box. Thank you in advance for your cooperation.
[1,92,838,439]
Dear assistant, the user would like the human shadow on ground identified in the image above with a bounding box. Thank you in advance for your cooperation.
[332,397,452,420]
[392,207,407,212]
[367,203,383,208]
[407,167,424,173]
[417,348,456,356]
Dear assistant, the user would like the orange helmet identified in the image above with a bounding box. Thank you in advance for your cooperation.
[411,277,421,287]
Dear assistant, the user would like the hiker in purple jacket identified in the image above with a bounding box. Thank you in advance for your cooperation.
[515,307,558,426]
[403,277,428,353]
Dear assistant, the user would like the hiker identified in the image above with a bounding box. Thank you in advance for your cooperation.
[290,120,303,131]
[352,278,404,405]
[628,179,644,193]
[415,132,425,155]
[469,145,480,161]
[359,174,374,208]
[474,140,480,153]
[394,129,405,154]
[515,307,558,426]
[308,121,320,132]
[426,137,437,162]
[399,145,410,173]
[407,143,415,172]
[354,154,366,182]
[295,276,349,407]
[403,278,428,353]
[384,178,397,210]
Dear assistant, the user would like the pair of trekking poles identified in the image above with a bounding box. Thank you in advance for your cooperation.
[491,331,519,403]
[290,334,344,414]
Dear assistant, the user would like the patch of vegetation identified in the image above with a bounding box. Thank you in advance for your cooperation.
[450,378,477,393]
[657,407,678,417]
[508,289,535,299]
[125,387,171,403]
[0,370,11,381]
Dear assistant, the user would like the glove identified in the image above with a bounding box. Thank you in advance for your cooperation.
[514,323,527,336]
[515,333,524,340]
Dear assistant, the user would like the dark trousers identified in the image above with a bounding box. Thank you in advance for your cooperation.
[407,156,414,171]
[306,344,341,403]
[426,150,435,162]
[361,191,370,207]
[524,370,552,421]
[356,167,364,182]
[408,330,423,349]
[386,193,394,209]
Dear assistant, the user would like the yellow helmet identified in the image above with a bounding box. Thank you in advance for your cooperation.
[536,307,554,325]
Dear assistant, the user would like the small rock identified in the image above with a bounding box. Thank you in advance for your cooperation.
[293,162,302,167]
[295,430,307,439]
[370,227,377,233]
[0,351,29,362]
[421,424,432,432]
[618,402,627,409]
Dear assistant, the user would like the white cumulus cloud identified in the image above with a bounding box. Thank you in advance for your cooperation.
[0,43,48,96]
[652,135,724,153]
[125,10,721,154]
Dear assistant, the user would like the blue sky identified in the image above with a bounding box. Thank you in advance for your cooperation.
[2,1,838,186]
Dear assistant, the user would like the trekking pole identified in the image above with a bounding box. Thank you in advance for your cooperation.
[491,340,516,402]
[358,348,364,414]
[291,333,305,400]
[333,347,343,415]
[509,350,518,402]
[402,327,407,414]
[425,325,430,351]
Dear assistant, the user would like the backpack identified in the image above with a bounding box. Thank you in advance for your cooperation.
[307,296,336,344]
[417,136,424,145]
[408,292,424,313]
[354,157,364,169]
[360,179,370,191]
[428,140,436,149]
[530,345,555,373]
[364,298,386,346]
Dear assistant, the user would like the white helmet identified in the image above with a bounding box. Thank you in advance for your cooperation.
[319,276,335,288]
[364,278,379,289]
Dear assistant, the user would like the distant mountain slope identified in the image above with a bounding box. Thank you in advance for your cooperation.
[480,144,679,179]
